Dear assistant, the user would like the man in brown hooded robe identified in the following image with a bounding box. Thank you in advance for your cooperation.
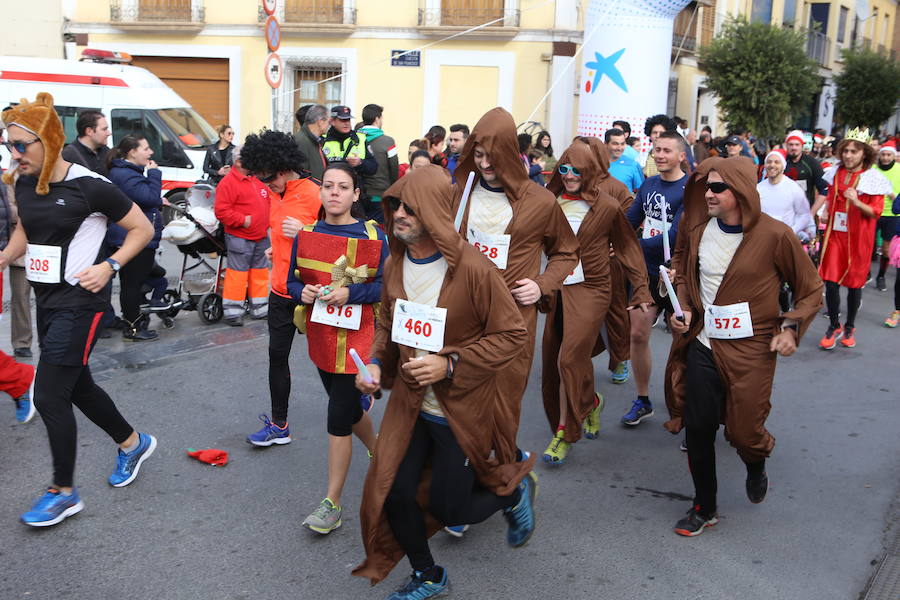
[539,141,650,465]
[353,166,536,596]
[449,107,579,466]
[578,136,636,382]
[664,157,822,536]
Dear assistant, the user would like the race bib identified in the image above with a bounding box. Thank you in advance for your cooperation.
[833,211,848,232]
[25,244,61,283]
[310,300,362,331]
[391,299,446,353]
[704,302,754,340]
[796,179,808,192]
[642,216,665,239]
[564,261,585,285]
[468,228,510,270]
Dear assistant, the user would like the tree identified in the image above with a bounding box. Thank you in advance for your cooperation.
[834,48,900,130]
[699,17,819,139]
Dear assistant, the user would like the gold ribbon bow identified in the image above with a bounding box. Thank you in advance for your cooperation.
[331,255,369,287]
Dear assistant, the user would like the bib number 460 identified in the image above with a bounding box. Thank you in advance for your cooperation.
[404,318,432,337]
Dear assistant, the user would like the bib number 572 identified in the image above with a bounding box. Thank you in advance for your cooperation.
[713,317,740,329]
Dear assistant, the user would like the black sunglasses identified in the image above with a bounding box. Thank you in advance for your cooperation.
[2,138,40,154]
[706,181,730,194]
[255,172,277,184]
[387,197,415,216]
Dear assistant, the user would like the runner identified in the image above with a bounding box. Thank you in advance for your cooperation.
[1,93,157,526]
[213,144,271,326]
[664,156,822,536]
[873,141,899,292]
[623,131,689,427]
[450,107,578,465]
[286,162,386,534]
[238,130,320,445]
[642,114,676,178]
[886,194,900,327]
[539,140,650,465]
[818,129,892,350]
[783,130,828,212]
[352,166,534,599]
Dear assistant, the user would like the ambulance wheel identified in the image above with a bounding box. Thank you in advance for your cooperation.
[162,192,187,226]
[198,293,223,324]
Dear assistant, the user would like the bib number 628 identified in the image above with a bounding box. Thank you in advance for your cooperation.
[472,242,499,259]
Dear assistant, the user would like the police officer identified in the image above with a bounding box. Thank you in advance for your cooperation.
[321,106,376,189]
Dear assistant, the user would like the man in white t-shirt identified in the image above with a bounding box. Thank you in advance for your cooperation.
[757,149,815,241]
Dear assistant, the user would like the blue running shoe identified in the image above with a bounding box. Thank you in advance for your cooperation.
[385,567,449,600]
[246,414,292,447]
[504,471,537,547]
[360,393,375,413]
[610,360,630,384]
[15,376,36,424]
[108,432,157,487]
[21,487,84,527]
[621,398,654,427]
[443,524,469,538]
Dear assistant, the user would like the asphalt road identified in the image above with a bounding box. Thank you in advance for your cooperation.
[1,260,898,600]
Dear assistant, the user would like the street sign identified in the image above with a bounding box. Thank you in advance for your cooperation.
[263,0,277,16]
[391,50,421,67]
[265,52,284,89]
[265,15,281,52]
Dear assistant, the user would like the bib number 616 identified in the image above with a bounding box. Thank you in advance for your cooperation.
[326,304,353,318]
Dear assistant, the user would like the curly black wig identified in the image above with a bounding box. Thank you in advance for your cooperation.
[643,114,675,138]
[239,129,306,175]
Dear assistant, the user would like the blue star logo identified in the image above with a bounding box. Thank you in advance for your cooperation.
[585,49,628,93]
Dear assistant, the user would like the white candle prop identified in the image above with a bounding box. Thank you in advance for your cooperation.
[453,171,476,233]
[349,348,373,384]
[659,265,684,319]
[661,197,671,263]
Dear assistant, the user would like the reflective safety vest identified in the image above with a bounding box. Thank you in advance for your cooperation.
[322,132,367,163]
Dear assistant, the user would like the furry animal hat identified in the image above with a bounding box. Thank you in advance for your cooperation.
[1,92,65,195]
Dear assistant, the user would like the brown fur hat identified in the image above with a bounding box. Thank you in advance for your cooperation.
[1,93,65,195]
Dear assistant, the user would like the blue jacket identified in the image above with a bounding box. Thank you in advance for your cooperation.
[106,159,163,249]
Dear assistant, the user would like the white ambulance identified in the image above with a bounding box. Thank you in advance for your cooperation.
[0,49,219,203]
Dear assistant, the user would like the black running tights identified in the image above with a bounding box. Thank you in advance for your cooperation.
[268,292,298,424]
[825,281,862,329]
[34,361,134,487]
[385,417,517,572]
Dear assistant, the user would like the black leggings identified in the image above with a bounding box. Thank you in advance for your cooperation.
[118,247,156,324]
[385,416,517,572]
[683,340,723,516]
[825,281,862,329]
[34,361,133,487]
[317,369,363,436]
[268,292,298,423]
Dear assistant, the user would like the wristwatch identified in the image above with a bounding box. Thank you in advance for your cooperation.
[105,258,121,272]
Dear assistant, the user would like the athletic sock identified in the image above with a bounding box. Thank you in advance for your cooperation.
[638,395,650,406]
[746,459,766,478]
[419,565,444,582]
[122,437,140,453]
[274,420,287,429]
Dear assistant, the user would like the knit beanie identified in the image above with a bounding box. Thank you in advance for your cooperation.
[1,93,65,195]
[765,148,787,170]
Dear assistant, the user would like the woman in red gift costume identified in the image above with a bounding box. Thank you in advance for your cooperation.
[817,129,892,350]
[286,162,389,534]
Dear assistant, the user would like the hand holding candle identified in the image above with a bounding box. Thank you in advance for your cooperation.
[661,198,671,263]
[453,171,476,233]
[659,265,684,320]
[349,348,373,384]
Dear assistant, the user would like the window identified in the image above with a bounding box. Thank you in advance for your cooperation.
[441,0,505,26]
[154,108,217,149]
[110,108,191,168]
[782,0,797,26]
[751,0,772,23]
[54,106,92,144]
[292,67,342,133]
[808,3,829,32]
[837,6,848,44]
[138,0,192,20]
[284,0,343,23]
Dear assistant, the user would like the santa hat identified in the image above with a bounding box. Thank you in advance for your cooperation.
[785,130,805,145]
[1,93,65,196]
[765,148,787,169]
[880,140,897,155]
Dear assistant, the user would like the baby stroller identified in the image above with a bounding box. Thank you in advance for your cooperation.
[159,183,228,324]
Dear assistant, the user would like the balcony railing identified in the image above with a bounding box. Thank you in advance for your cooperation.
[672,5,698,53]
[111,0,204,24]
[284,0,354,24]
[418,0,519,28]
[806,30,830,66]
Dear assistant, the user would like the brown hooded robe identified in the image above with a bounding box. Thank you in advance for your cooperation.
[578,137,636,367]
[541,143,651,442]
[449,107,579,462]
[354,166,532,585]
[663,157,823,462]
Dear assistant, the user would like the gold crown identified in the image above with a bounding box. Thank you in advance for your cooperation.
[845,127,872,144]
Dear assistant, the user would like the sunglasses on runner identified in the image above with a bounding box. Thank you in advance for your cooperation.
[255,172,278,184]
[706,181,730,194]
[387,197,415,216]
[558,164,581,176]
[2,138,40,154]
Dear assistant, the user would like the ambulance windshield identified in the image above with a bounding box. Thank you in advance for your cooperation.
[155,108,217,149]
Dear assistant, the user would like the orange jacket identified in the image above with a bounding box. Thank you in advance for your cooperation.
[269,177,320,297]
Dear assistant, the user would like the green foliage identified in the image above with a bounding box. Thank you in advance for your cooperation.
[834,48,900,129]
[699,17,819,138]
